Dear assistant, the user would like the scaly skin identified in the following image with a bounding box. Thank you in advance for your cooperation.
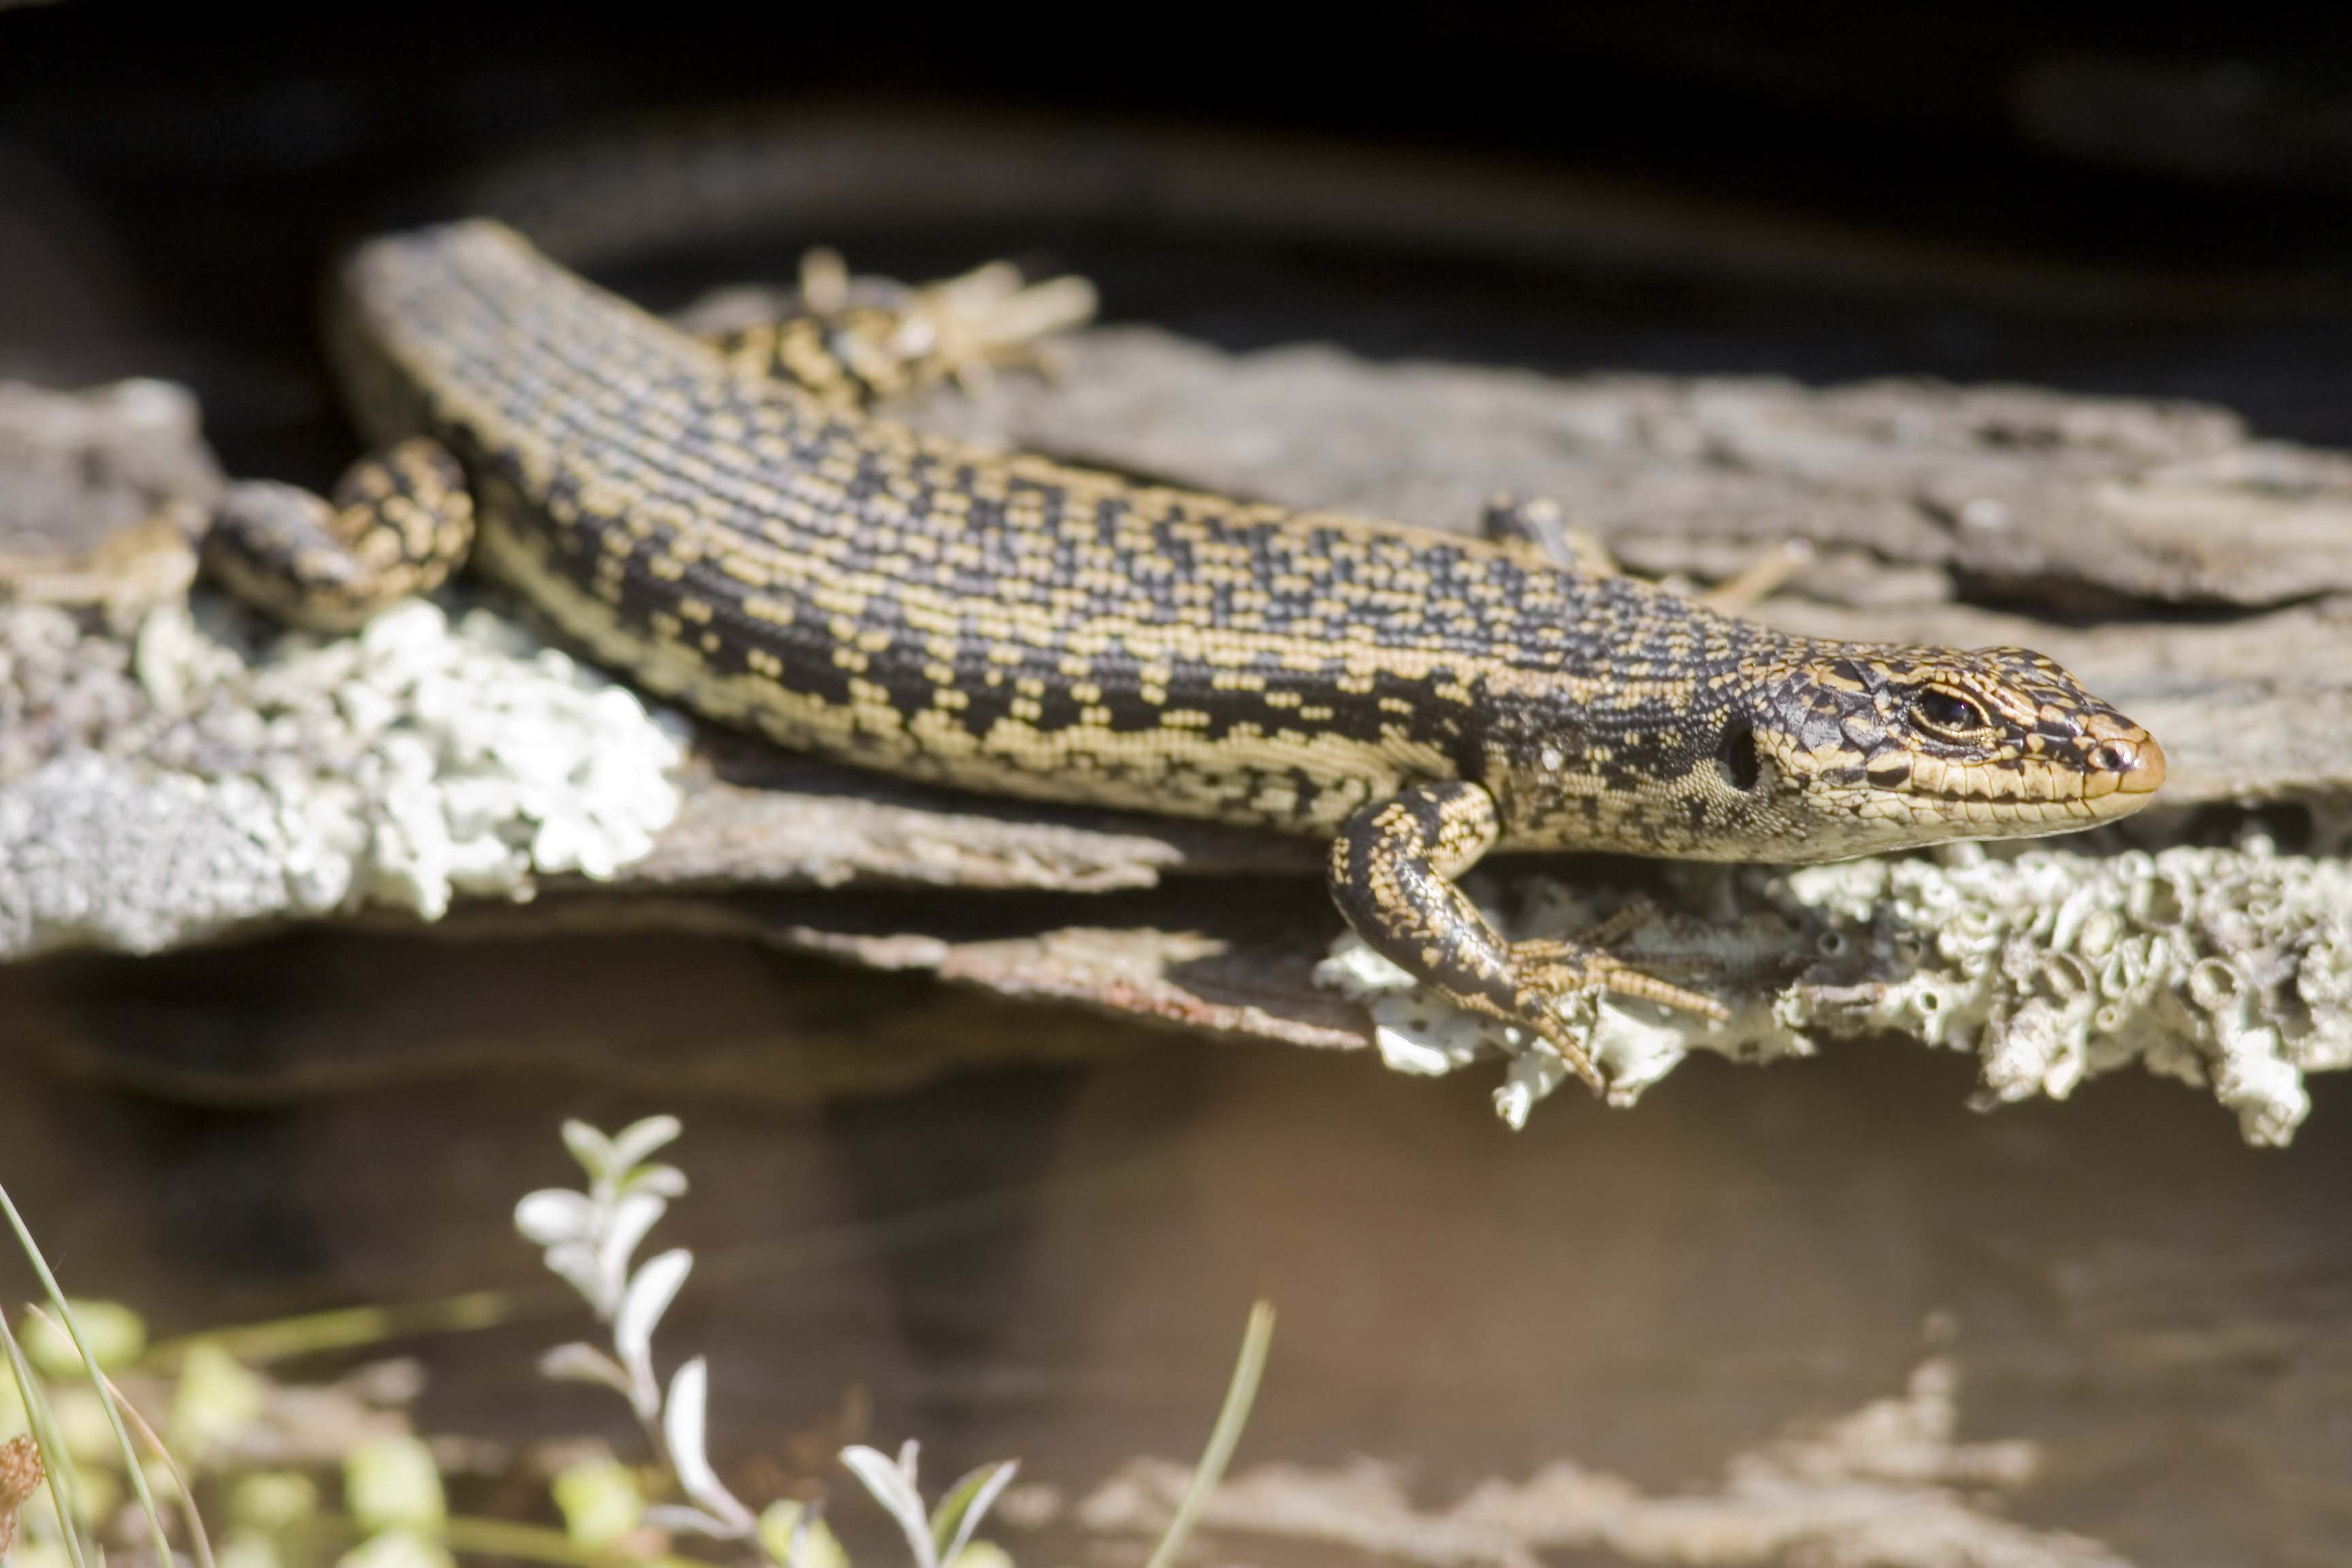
[210,220,2168,1092]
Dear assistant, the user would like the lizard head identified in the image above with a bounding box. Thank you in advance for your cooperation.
[1721,643,2165,860]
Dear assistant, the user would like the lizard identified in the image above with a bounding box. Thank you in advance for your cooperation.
[205,220,2168,1094]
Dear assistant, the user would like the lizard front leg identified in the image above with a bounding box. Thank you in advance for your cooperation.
[1329,780,1727,1095]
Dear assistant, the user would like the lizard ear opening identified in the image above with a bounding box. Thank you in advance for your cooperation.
[1716,721,1761,791]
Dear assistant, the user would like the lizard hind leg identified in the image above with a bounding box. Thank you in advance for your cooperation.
[702,251,1098,410]
[205,438,474,631]
[1330,781,1726,1096]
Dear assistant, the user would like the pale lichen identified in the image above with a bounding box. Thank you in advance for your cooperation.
[1076,1348,2133,1568]
[1319,834,2351,1146]
[0,595,685,958]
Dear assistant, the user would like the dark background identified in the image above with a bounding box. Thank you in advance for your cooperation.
[12,3,2352,470]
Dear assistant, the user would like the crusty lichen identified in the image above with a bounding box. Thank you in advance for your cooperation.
[1319,834,2350,1146]
[0,595,683,958]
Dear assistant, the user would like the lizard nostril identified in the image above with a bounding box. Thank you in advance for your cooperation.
[2089,735,2167,793]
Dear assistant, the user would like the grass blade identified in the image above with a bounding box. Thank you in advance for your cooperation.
[142,1290,519,1372]
[0,1309,88,1568]
[0,1179,178,1567]
[27,1305,216,1568]
[1142,1299,1275,1568]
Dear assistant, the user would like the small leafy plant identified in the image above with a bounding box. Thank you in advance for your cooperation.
[0,1113,1271,1568]
[513,1117,1022,1568]
[836,1443,1013,1568]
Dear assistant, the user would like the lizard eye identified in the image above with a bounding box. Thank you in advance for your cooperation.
[1913,685,1993,740]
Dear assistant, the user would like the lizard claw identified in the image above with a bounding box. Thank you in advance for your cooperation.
[1509,899,1733,1028]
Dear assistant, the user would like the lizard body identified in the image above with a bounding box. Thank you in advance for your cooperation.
[209,221,2166,1089]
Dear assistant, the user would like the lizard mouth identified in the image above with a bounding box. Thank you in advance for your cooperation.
[1868,732,2166,813]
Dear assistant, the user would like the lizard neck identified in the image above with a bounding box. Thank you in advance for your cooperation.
[1474,593,1791,857]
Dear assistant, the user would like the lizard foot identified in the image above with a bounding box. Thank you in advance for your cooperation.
[706,251,1096,406]
[1509,937,1731,1025]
